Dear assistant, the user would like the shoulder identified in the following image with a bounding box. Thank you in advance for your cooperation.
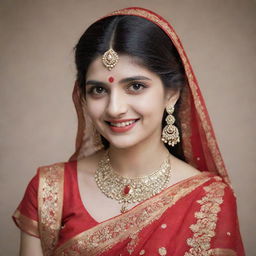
[21,162,66,193]
[33,150,105,185]
[37,162,65,172]
[182,175,236,226]
[169,155,201,186]
[195,175,237,212]
[32,162,67,185]
[170,156,234,200]
[200,176,229,195]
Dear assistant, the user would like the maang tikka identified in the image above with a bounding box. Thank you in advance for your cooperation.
[102,48,119,70]
[161,105,180,147]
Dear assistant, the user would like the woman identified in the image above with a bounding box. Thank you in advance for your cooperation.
[12,7,245,256]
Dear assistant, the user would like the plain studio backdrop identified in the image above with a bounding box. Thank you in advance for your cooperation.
[0,0,255,255]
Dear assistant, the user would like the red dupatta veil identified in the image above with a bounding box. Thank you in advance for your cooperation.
[69,7,230,184]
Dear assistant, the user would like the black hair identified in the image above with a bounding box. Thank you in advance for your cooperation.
[75,15,186,160]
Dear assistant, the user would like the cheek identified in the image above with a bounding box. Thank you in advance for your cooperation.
[132,92,166,118]
[86,99,106,121]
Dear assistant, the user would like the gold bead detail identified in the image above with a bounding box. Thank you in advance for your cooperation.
[158,247,167,255]
[139,249,145,255]
[161,223,167,229]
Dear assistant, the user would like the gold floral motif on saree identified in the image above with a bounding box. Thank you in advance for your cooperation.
[185,177,227,256]
[38,163,64,256]
[55,173,211,256]
[158,246,167,255]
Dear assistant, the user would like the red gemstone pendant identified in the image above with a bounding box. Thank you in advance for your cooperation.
[123,185,131,195]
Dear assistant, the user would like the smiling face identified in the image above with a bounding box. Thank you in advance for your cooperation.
[85,55,179,149]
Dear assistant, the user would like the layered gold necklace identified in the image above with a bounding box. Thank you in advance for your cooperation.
[95,151,172,213]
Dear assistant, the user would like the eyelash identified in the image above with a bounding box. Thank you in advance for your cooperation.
[87,86,107,96]
[86,82,148,97]
[128,82,147,93]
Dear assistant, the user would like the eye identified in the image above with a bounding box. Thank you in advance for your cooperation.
[127,82,147,93]
[87,86,107,96]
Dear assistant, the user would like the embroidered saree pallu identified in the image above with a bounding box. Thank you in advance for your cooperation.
[54,173,242,256]
[12,7,245,256]
[13,163,243,255]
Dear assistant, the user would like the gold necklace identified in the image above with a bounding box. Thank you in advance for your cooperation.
[95,151,172,213]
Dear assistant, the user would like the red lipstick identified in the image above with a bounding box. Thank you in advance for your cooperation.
[106,119,139,133]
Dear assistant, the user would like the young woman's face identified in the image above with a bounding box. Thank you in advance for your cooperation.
[85,55,177,149]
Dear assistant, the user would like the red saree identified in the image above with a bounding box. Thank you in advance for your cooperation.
[12,7,245,256]
[13,161,244,255]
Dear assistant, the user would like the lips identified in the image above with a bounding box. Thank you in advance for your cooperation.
[110,120,137,127]
[105,118,139,133]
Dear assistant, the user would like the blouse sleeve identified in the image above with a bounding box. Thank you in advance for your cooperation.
[12,169,40,238]
[210,184,245,256]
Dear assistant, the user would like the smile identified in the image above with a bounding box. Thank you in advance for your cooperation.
[106,119,139,133]
[110,120,137,127]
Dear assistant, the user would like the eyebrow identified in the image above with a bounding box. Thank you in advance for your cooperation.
[86,76,151,87]
[85,80,105,87]
[119,76,151,83]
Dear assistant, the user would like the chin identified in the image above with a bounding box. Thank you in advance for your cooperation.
[106,136,141,149]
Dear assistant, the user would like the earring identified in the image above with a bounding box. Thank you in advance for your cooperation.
[161,105,180,147]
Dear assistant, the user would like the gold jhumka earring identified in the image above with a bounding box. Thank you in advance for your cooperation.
[161,105,180,147]
[102,48,119,70]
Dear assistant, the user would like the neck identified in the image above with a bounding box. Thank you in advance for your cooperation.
[108,138,170,178]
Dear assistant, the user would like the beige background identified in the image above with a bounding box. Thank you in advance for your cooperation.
[1,0,255,255]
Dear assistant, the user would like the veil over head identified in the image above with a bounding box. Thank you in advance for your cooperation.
[69,7,230,184]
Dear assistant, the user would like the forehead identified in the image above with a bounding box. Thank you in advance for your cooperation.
[86,55,159,81]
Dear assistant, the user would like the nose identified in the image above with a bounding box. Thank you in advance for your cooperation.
[105,90,127,118]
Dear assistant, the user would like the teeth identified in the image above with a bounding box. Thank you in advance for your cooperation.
[110,120,136,127]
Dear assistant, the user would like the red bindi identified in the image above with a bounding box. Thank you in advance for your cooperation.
[108,76,114,83]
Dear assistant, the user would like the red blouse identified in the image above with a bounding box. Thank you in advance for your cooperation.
[13,161,98,246]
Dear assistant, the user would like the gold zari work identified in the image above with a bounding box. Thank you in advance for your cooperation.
[55,174,211,256]
[185,178,227,256]
[38,163,64,256]
[95,151,171,213]
[12,209,39,237]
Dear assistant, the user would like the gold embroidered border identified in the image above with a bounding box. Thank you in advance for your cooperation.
[12,209,39,237]
[55,173,211,256]
[38,163,64,256]
[209,248,237,256]
[103,8,229,184]
[185,177,226,256]
[190,86,229,183]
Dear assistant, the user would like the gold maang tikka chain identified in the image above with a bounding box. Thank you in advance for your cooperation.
[95,151,172,213]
